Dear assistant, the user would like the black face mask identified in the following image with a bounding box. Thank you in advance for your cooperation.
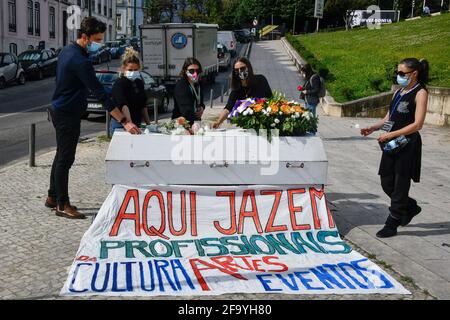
[234,67,249,80]
[238,69,249,80]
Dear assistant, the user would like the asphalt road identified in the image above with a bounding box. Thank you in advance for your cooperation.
[0,43,244,168]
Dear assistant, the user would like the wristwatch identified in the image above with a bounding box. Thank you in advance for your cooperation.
[120,116,127,124]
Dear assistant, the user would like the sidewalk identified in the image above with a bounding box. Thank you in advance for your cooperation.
[0,40,449,300]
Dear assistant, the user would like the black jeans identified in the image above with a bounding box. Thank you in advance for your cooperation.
[380,173,417,221]
[48,108,81,208]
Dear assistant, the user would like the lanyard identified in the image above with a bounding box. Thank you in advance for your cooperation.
[189,83,201,110]
[389,83,420,120]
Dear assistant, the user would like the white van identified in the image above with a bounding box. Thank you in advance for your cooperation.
[217,31,237,57]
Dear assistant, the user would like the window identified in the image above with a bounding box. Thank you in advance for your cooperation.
[77,0,81,6]
[35,2,41,36]
[49,7,55,38]
[109,25,112,41]
[27,1,33,35]
[104,3,107,16]
[8,0,16,32]
[98,1,101,14]
[9,43,18,56]
[3,54,13,65]
[116,14,122,31]
[109,0,112,17]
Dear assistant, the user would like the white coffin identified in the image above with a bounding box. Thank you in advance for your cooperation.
[105,130,328,185]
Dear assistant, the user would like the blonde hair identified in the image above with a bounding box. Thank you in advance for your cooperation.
[120,47,141,74]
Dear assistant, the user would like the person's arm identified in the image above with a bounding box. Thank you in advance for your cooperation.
[195,83,205,119]
[361,112,389,136]
[213,109,230,128]
[213,89,238,128]
[74,61,139,133]
[174,80,196,124]
[378,89,428,142]
[142,107,151,125]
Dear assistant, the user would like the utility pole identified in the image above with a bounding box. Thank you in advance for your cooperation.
[271,13,274,40]
[133,0,137,37]
[293,4,297,35]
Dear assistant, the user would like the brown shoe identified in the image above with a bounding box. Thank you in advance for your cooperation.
[55,203,86,219]
[45,197,77,210]
[45,196,57,209]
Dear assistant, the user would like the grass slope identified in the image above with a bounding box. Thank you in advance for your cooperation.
[287,14,450,103]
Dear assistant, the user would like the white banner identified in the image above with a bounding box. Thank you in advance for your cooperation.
[61,185,409,296]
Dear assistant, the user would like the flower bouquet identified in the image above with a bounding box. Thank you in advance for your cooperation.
[228,92,318,141]
[144,117,211,136]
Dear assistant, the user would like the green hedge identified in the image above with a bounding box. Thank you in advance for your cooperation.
[286,14,450,103]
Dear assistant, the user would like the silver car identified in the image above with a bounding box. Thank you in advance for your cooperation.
[0,53,25,89]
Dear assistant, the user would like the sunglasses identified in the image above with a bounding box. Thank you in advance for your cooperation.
[394,70,414,77]
[234,66,247,73]
[187,68,200,74]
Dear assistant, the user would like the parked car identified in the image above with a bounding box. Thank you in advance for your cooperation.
[217,43,231,71]
[89,45,111,64]
[234,29,252,43]
[127,37,141,52]
[218,31,237,57]
[84,70,169,119]
[106,40,127,59]
[18,49,58,80]
[0,52,26,89]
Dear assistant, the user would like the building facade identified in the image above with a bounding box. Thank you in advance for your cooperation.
[116,0,144,38]
[0,0,116,56]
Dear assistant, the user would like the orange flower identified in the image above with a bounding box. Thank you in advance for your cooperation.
[253,104,264,112]
[280,105,291,114]
[293,105,304,113]
[270,104,279,114]
[176,117,186,126]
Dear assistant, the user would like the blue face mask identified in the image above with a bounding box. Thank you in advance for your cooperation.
[125,71,140,81]
[396,74,409,87]
[87,41,102,53]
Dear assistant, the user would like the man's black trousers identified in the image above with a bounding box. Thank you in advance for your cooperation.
[48,108,81,208]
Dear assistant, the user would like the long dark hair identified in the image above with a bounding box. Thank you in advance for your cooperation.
[400,58,429,88]
[179,57,203,81]
[230,57,255,90]
[300,63,314,81]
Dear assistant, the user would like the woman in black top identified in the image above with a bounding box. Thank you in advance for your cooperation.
[299,63,321,116]
[110,47,150,134]
[361,58,429,238]
[172,57,205,125]
[212,57,272,128]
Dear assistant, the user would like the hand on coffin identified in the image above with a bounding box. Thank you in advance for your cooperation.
[124,121,141,135]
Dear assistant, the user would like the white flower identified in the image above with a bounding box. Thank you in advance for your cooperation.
[279,111,283,115]
[303,111,312,120]
[266,107,272,113]
[248,108,254,115]
[291,114,296,119]
[197,128,205,135]
[274,118,280,124]
[295,112,300,118]
[271,123,276,127]
[243,109,249,116]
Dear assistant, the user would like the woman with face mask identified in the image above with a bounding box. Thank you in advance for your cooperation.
[110,47,150,135]
[171,57,205,124]
[212,57,272,128]
[360,58,429,238]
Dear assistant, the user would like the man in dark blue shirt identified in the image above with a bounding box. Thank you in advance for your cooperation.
[46,17,140,219]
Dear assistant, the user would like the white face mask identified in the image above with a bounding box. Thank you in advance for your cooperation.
[125,71,140,81]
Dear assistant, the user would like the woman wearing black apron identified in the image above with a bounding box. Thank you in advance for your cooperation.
[361,58,429,238]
